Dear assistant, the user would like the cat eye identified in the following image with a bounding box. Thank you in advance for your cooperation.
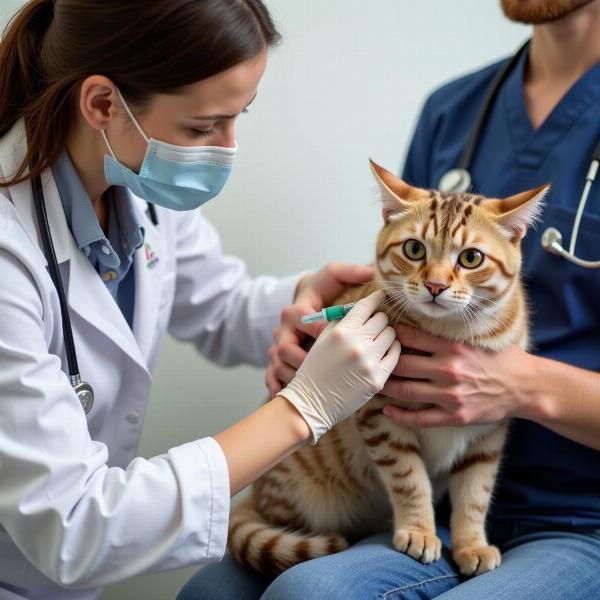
[458,248,484,269]
[403,239,426,261]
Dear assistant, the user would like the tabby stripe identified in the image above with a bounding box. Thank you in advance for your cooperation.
[311,445,334,478]
[329,429,368,492]
[363,431,390,446]
[478,284,498,294]
[228,518,251,540]
[294,539,312,562]
[390,253,413,273]
[239,526,264,563]
[389,440,420,454]
[486,254,514,279]
[467,503,487,514]
[432,212,439,236]
[272,463,291,474]
[391,466,414,479]
[450,451,500,474]
[358,406,384,423]
[292,451,315,479]
[259,475,282,490]
[465,266,495,285]
[481,296,519,339]
[441,199,462,236]
[259,494,295,513]
[259,533,283,574]
[356,417,378,431]
[327,535,344,554]
[374,455,397,467]
[377,240,403,259]
[391,484,418,497]
[451,220,465,238]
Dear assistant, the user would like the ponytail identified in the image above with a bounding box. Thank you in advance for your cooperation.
[0,0,67,185]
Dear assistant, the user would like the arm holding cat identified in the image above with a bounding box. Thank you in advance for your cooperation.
[382,325,600,452]
[218,291,400,494]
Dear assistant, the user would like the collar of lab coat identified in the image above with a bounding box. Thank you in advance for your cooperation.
[0,119,165,371]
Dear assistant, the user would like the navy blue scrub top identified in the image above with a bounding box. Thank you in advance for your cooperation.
[403,46,600,531]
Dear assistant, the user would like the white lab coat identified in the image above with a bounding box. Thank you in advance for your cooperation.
[0,120,303,600]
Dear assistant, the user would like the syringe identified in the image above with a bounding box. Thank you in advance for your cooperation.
[301,303,357,324]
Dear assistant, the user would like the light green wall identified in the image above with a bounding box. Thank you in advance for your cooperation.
[0,2,526,598]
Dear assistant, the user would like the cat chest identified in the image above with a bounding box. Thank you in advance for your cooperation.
[414,425,496,477]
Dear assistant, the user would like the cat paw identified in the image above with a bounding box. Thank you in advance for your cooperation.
[393,529,442,563]
[453,545,501,576]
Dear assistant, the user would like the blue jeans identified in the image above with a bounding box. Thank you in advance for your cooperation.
[177,523,600,599]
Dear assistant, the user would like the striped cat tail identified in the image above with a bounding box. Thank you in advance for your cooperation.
[228,497,349,574]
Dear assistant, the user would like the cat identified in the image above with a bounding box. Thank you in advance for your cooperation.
[227,160,548,577]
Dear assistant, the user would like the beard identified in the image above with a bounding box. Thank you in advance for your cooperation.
[500,0,597,23]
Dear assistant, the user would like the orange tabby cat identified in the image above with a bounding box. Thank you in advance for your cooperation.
[228,161,548,577]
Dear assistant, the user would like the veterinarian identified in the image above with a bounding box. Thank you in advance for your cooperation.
[0,1,402,598]
[185,0,600,598]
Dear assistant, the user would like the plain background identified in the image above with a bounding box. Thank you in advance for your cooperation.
[0,1,528,598]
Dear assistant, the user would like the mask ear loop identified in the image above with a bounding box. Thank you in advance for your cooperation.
[115,87,150,143]
[101,87,149,158]
[101,129,117,159]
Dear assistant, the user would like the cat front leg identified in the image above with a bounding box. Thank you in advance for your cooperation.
[448,423,508,576]
[357,403,441,564]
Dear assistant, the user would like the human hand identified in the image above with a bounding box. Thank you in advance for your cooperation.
[266,262,375,398]
[381,325,538,427]
[278,291,401,443]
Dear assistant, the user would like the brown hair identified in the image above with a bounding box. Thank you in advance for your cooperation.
[0,0,280,187]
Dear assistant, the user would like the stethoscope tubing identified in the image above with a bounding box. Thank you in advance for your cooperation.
[32,172,95,412]
[438,40,600,268]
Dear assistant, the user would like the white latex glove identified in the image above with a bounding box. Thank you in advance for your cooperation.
[278,290,401,443]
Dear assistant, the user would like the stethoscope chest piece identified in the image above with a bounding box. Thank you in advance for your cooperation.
[71,375,94,414]
[438,168,472,193]
[541,227,564,256]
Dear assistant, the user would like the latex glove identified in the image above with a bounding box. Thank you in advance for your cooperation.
[278,291,401,443]
[266,262,376,398]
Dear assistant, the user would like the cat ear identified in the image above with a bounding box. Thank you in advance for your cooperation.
[369,159,414,224]
[483,184,550,242]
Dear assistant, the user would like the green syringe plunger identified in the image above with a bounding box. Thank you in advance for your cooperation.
[301,303,357,324]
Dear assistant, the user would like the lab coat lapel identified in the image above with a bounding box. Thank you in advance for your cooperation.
[1,120,149,372]
[131,195,166,363]
[63,199,148,374]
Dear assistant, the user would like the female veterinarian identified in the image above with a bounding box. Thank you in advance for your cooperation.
[0,1,401,598]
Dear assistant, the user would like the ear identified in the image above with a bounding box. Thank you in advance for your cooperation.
[369,159,414,224]
[483,184,550,242]
[79,75,119,131]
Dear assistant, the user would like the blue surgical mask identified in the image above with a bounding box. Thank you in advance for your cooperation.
[101,88,237,211]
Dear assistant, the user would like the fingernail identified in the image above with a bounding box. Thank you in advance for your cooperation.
[382,406,392,417]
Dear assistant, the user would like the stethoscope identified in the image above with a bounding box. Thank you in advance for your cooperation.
[32,167,159,416]
[438,40,600,268]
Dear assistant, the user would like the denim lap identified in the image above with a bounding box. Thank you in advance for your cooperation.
[177,527,460,600]
[177,526,600,600]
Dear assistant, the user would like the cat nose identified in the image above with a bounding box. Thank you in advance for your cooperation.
[425,281,449,297]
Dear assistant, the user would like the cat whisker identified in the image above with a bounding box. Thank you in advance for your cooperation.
[390,295,412,325]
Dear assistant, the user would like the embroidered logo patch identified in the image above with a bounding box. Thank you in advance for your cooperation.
[144,243,159,270]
